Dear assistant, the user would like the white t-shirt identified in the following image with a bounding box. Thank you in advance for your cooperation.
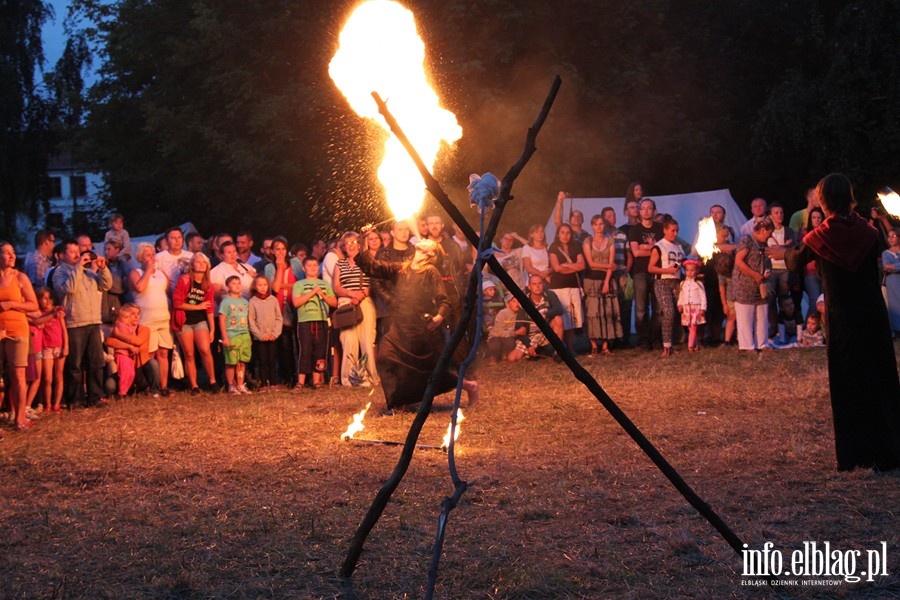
[520,244,549,287]
[155,250,193,294]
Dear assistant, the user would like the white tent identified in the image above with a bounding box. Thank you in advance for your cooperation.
[544,188,747,252]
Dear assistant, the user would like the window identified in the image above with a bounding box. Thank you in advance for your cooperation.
[47,176,62,198]
[70,175,87,197]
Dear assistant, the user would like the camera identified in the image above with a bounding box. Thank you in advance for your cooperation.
[82,250,98,261]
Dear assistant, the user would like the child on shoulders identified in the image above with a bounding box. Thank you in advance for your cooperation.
[104,213,133,261]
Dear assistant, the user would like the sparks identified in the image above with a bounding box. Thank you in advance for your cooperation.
[329,0,462,221]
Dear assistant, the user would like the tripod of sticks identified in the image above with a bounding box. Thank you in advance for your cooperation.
[340,76,755,597]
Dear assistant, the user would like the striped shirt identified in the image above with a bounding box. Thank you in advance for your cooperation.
[335,259,369,292]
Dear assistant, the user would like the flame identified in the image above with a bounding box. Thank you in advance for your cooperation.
[877,189,900,218]
[441,408,465,450]
[341,402,372,441]
[329,0,462,221]
[695,217,718,262]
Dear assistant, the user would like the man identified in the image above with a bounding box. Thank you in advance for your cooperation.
[155,226,193,295]
[740,197,768,238]
[235,230,261,266]
[77,234,94,254]
[709,204,736,252]
[53,239,112,408]
[602,207,632,347]
[311,239,327,262]
[101,239,127,324]
[425,214,467,313]
[24,229,55,287]
[254,237,274,271]
[371,220,416,315]
[627,198,664,350]
[789,187,819,234]
[554,191,590,245]
[185,231,205,254]
[517,275,565,358]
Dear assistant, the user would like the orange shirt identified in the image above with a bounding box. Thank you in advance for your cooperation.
[0,272,29,339]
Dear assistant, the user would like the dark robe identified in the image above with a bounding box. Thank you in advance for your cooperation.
[358,252,457,408]
[785,213,900,471]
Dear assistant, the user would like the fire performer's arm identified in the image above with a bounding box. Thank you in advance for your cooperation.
[355,247,402,281]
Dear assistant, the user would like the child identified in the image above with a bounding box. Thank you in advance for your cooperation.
[292,257,337,389]
[104,304,153,398]
[775,296,800,345]
[486,292,529,363]
[28,287,68,412]
[798,312,826,347]
[248,275,282,391]
[104,213,133,261]
[677,259,707,351]
[220,275,252,394]
[481,280,504,333]
[714,251,736,345]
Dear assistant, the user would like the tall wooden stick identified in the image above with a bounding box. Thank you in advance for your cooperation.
[343,72,748,590]
[340,77,562,580]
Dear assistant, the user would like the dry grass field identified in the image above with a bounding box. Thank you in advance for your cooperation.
[2,342,899,599]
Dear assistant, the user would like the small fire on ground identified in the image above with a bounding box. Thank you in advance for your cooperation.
[441,409,465,451]
[340,402,372,441]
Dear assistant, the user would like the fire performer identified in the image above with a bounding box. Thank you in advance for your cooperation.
[769,173,900,472]
[357,237,478,412]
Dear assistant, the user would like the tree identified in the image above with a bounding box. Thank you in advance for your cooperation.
[751,0,900,204]
[0,0,54,242]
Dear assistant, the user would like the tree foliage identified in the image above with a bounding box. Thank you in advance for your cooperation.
[69,0,900,240]
[0,0,54,241]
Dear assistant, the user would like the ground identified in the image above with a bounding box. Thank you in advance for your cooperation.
[1,343,899,599]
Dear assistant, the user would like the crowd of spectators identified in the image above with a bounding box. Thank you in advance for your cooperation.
[2,182,899,434]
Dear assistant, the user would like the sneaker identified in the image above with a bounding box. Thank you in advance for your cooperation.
[237,384,251,394]
[190,387,201,396]
[160,389,173,398]
[229,385,240,395]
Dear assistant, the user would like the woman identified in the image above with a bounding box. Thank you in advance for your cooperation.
[0,241,39,430]
[264,236,297,386]
[492,231,525,290]
[172,252,218,394]
[357,238,477,410]
[547,223,585,355]
[333,232,379,388]
[882,228,900,337]
[521,224,551,288]
[647,216,685,357]
[583,215,620,355]
[363,227,389,343]
[803,207,825,316]
[774,173,900,472]
[732,218,774,351]
[129,242,173,396]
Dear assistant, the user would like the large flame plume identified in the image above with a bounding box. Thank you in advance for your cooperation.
[329,0,463,220]
[694,217,718,262]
